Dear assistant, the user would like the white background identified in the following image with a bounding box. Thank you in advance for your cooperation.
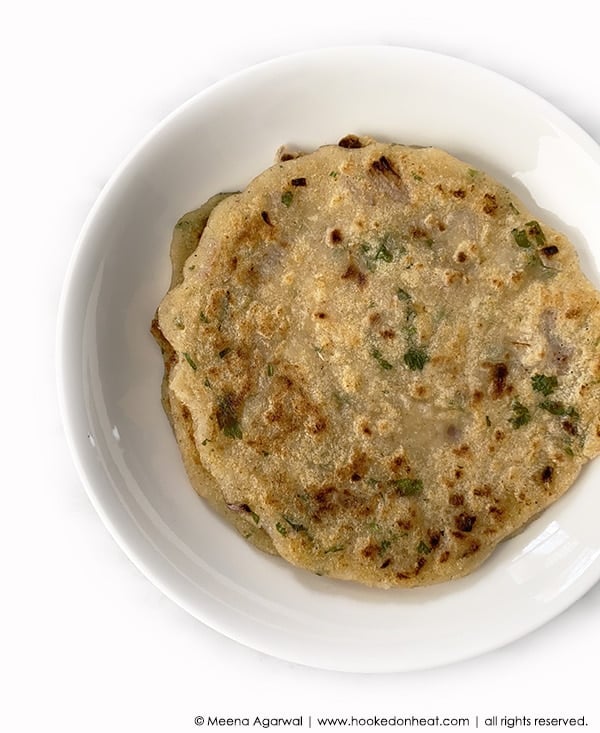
[2,1,599,731]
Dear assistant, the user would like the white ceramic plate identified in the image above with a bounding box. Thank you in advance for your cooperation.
[57,47,600,673]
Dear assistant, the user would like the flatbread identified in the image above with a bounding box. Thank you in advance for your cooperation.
[155,136,600,587]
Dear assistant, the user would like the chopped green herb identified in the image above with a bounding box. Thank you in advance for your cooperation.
[218,347,231,359]
[485,415,492,427]
[371,348,393,370]
[199,311,209,323]
[512,228,531,248]
[397,287,411,301]
[509,400,531,429]
[417,540,431,555]
[525,220,546,246]
[394,478,423,496]
[379,539,393,554]
[283,516,306,532]
[216,394,242,439]
[200,438,211,446]
[374,241,393,262]
[564,445,574,457]
[467,168,479,178]
[403,347,429,371]
[203,377,212,389]
[250,510,260,524]
[412,173,423,181]
[539,400,574,416]
[531,373,558,396]
[324,544,344,554]
[275,522,288,536]
[174,316,185,330]
[183,352,197,370]
[267,363,274,377]
[281,191,293,207]
[329,170,339,179]
[509,202,520,215]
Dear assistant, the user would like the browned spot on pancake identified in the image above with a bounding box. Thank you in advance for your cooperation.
[362,542,379,559]
[453,189,466,199]
[329,228,342,243]
[429,530,443,548]
[482,193,498,215]
[338,134,363,148]
[369,312,382,325]
[456,251,467,263]
[562,420,578,436]
[291,177,307,187]
[455,468,463,479]
[370,155,401,177]
[489,362,509,398]
[410,226,429,239]
[541,465,554,483]
[565,307,581,319]
[415,556,427,574]
[341,262,367,287]
[461,541,481,558]
[314,312,327,319]
[439,551,450,563]
[380,558,392,569]
[495,429,505,442]
[541,245,559,257]
[472,390,484,404]
[380,328,396,339]
[455,513,477,532]
[452,444,470,456]
[449,493,464,506]
[261,210,272,225]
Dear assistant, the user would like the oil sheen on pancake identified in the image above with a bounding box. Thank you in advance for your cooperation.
[153,136,600,588]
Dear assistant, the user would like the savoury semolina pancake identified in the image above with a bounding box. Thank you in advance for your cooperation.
[155,136,600,587]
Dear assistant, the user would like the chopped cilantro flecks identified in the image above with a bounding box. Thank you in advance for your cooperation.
[417,540,431,555]
[512,228,531,248]
[509,400,531,429]
[531,373,558,396]
[374,241,393,262]
[467,168,479,178]
[324,544,344,554]
[203,377,212,389]
[329,170,339,179]
[218,347,231,359]
[394,478,423,496]
[372,348,393,370]
[200,438,210,446]
[539,400,575,417]
[509,202,520,215]
[267,363,274,377]
[216,394,242,439]
[199,311,209,323]
[525,220,546,246]
[250,510,260,524]
[183,352,197,370]
[485,415,492,427]
[174,316,185,330]
[412,173,423,181]
[275,522,288,536]
[281,191,293,207]
[283,516,306,532]
[403,347,429,371]
[397,287,411,301]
